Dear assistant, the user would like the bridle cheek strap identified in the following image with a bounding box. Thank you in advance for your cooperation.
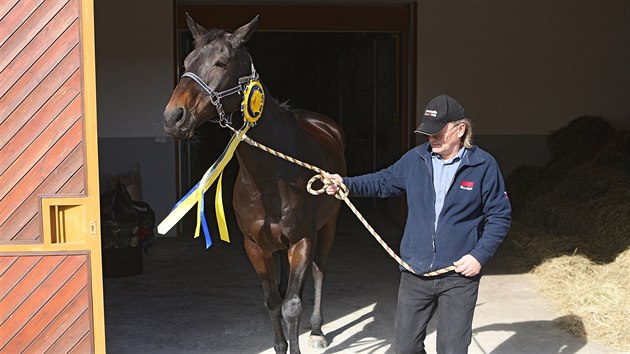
[181,64,258,127]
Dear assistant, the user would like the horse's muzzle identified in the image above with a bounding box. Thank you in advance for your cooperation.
[163,107,194,139]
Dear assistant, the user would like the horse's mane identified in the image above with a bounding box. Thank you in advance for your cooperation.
[277,99,292,110]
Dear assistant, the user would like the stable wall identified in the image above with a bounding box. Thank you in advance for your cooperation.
[93,0,629,232]
[94,0,176,234]
[416,0,630,174]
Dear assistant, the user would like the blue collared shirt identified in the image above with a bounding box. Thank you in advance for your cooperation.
[431,147,466,230]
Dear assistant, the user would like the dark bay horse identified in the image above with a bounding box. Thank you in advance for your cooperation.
[163,15,346,354]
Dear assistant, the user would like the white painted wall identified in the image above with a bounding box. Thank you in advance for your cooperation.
[416,0,630,134]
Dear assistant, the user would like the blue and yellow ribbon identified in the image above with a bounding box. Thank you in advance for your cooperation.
[157,80,264,248]
[157,124,250,248]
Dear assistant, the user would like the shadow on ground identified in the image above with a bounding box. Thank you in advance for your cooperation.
[104,201,609,353]
[104,205,401,353]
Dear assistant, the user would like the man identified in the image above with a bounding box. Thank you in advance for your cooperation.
[324,94,512,354]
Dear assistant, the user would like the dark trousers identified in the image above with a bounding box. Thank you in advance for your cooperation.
[394,271,480,354]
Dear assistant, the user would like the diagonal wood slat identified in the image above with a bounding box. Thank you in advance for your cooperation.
[6,216,40,242]
[0,43,80,130]
[0,255,87,352]
[57,165,85,195]
[0,255,67,324]
[0,256,85,342]
[7,167,85,242]
[0,11,79,124]
[0,254,90,353]
[1,89,81,181]
[0,121,82,212]
[0,0,46,48]
[1,162,84,242]
[0,3,76,101]
[0,141,83,227]
[0,0,22,22]
[0,256,19,277]
[0,0,69,72]
[0,256,41,301]
[1,280,87,353]
[24,290,89,353]
[0,72,81,174]
[21,264,91,354]
[44,308,91,354]
[68,331,92,354]
[0,93,81,196]
[0,2,79,105]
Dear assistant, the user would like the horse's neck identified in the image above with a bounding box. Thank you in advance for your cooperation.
[236,96,297,166]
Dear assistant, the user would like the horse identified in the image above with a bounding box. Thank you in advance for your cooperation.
[163,15,346,354]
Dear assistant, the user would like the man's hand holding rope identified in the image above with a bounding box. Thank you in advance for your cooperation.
[322,173,344,196]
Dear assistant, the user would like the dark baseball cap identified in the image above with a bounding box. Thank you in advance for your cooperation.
[415,94,465,135]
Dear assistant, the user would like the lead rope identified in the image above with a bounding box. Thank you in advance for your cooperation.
[225,124,456,277]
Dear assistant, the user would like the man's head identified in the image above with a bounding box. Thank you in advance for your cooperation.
[416,94,472,159]
[415,94,465,135]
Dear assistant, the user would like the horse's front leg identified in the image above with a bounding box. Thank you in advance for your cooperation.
[283,236,314,354]
[309,215,337,348]
[244,237,287,354]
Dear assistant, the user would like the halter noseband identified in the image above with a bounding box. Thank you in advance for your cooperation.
[181,63,258,127]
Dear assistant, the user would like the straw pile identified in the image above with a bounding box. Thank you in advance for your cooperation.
[533,250,630,350]
[499,116,630,350]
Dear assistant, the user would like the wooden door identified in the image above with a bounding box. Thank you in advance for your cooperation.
[0,0,105,352]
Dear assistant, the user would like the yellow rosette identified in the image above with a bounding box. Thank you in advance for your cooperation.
[242,80,265,125]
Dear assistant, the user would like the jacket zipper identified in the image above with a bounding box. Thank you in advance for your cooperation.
[428,165,437,271]
[428,150,471,271]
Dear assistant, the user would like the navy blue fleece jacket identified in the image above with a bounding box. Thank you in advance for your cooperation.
[343,142,512,274]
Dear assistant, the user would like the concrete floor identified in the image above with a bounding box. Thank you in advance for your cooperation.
[103,205,621,354]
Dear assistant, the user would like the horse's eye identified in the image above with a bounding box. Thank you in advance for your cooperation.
[215,61,227,68]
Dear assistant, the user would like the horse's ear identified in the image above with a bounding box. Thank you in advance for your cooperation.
[186,13,209,41]
[230,15,259,46]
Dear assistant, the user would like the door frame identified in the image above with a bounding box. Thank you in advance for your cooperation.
[172,3,417,225]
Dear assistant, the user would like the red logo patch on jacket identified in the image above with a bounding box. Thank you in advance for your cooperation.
[460,180,475,190]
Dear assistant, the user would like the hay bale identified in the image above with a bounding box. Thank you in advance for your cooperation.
[533,249,630,351]
[505,125,630,263]
[547,116,615,167]
[497,117,630,350]
[505,165,545,214]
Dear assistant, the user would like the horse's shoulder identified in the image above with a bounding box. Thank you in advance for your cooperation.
[291,109,345,150]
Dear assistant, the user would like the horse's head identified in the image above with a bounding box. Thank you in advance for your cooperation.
[163,14,259,139]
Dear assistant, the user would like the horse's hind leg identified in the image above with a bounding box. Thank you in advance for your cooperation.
[244,237,287,354]
[309,215,337,348]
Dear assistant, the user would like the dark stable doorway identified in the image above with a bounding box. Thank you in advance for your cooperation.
[177,31,404,238]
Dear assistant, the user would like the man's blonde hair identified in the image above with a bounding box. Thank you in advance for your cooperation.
[454,119,473,149]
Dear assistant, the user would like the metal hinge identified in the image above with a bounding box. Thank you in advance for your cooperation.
[89,221,97,235]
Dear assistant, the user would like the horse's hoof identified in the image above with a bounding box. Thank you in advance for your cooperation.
[308,335,328,349]
[273,344,288,354]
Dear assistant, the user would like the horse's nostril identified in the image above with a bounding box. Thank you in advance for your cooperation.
[165,107,185,126]
[173,107,184,124]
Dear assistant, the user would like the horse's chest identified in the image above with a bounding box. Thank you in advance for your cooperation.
[234,175,312,236]
[239,187,306,220]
